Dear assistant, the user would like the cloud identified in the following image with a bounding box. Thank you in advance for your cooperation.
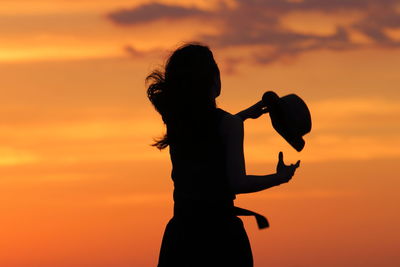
[123,45,165,59]
[124,45,145,57]
[353,11,400,44]
[236,0,398,13]
[107,0,400,64]
[107,3,207,25]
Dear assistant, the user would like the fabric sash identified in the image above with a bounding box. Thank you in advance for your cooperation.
[233,206,269,229]
[173,199,269,230]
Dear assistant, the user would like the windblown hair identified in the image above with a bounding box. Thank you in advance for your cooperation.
[146,43,220,149]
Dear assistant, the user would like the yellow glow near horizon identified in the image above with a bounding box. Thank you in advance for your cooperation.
[0,46,124,62]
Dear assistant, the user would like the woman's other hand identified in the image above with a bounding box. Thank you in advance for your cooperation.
[276,152,300,184]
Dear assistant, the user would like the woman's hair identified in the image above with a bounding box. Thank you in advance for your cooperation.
[146,43,220,149]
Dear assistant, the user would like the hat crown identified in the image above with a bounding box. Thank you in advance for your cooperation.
[262,91,312,152]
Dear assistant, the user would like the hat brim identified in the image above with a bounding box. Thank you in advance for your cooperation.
[284,135,305,152]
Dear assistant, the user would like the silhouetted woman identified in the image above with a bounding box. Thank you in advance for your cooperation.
[146,43,300,267]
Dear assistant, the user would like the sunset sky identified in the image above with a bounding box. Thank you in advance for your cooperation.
[1,0,400,266]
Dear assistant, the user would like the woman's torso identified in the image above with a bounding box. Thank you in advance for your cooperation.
[169,108,235,216]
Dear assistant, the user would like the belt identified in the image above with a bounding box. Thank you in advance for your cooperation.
[234,206,269,229]
[173,200,269,230]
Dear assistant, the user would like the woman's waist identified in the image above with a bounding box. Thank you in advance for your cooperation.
[173,194,235,218]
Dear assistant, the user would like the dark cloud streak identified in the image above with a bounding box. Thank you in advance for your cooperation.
[107,0,400,65]
[107,3,207,25]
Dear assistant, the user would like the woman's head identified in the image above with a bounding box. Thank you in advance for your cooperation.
[147,43,220,116]
[146,43,221,149]
[164,43,221,100]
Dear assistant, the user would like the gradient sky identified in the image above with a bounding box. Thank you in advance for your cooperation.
[1,0,400,266]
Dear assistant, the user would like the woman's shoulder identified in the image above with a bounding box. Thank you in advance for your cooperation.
[217,108,243,123]
[217,108,244,135]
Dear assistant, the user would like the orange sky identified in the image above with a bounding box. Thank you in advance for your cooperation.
[1,0,400,266]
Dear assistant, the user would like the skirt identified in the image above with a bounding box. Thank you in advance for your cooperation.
[157,214,253,267]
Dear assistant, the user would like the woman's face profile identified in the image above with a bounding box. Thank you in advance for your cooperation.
[212,71,221,98]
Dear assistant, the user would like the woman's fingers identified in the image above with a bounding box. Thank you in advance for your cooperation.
[278,152,300,179]
[277,156,300,183]
[295,160,301,168]
[279,152,300,167]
